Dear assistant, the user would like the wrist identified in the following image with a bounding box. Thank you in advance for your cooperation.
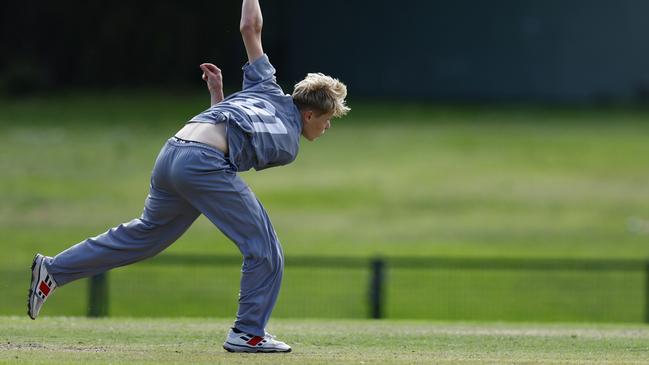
[211,92,224,106]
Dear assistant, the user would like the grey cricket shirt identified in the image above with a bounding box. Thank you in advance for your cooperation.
[188,54,303,172]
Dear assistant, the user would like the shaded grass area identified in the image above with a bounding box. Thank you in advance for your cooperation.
[2,263,644,322]
[1,317,649,364]
[2,92,649,321]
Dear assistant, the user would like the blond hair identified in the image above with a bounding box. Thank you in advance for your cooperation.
[292,73,350,117]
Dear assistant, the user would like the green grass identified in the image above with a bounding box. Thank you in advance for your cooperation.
[2,92,649,321]
[1,317,648,364]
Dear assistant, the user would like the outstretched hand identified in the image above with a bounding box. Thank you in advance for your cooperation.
[200,63,224,105]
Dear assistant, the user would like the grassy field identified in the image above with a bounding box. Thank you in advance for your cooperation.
[1,92,649,321]
[1,316,648,364]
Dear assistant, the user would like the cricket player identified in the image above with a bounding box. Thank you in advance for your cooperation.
[27,0,349,353]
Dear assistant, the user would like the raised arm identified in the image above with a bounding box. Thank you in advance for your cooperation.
[240,0,264,64]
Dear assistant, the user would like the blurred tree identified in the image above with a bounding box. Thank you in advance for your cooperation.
[0,0,251,93]
[3,0,649,103]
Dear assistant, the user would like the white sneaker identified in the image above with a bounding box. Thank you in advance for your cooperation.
[28,253,57,320]
[223,328,292,353]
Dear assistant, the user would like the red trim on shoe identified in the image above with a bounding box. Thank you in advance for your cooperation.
[246,336,264,346]
[38,281,51,296]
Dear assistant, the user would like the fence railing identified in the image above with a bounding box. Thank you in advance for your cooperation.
[87,254,649,322]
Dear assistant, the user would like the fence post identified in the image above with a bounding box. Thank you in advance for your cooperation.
[369,258,385,319]
[88,273,109,317]
[646,262,649,324]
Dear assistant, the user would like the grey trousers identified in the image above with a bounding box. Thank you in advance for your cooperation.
[44,138,284,336]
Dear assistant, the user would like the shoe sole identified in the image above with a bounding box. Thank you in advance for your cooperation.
[27,254,43,320]
[223,342,291,353]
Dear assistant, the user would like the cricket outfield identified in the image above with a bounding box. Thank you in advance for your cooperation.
[1,316,648,364]
[1,92,649,322]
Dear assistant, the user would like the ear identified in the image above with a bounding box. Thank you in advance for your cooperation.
[301,110,314,123]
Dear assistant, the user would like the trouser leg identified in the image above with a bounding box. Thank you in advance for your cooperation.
[194,189,283,337]
[45,143,200,286]
[236,199,284,335]
[174,149,283,337]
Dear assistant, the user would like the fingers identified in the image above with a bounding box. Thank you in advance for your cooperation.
[200,63,222,85]
[200,63,221,74]
[199,63,223,95]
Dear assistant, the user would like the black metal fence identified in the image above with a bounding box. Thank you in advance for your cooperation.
[87,255,649,322]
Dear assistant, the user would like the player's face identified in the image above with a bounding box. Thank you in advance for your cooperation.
[301,110,334,141]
